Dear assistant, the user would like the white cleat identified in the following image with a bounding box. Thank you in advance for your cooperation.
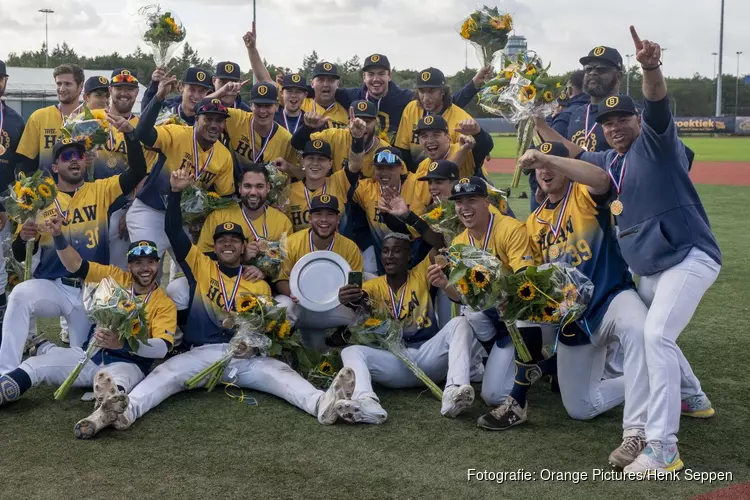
[93,371,118,409]
[335,396,388,424]
[317,367,355,425]
[74,393,129,440]
[59,329,70,344]
[441,384,475,418]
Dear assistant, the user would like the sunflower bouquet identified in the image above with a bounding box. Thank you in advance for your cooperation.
[3,233,24,293]
[155,107,186,127]
[248,234,287,281]
[485,181,513,217]
[306,349,343,389]
[265,161,290,211]
[139,4,187,66]
[3,171,58,280]
[436,244,504,312]
[59,105,110,153]
[54,277,149,400]
[421,200,462,243]
[180,184,234,235]
[348,303,443,400]
[457,6,513,68]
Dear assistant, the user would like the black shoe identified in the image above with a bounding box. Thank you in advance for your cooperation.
[477,396,528,431]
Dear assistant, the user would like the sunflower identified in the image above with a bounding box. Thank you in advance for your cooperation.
[427,206,443,220]
[318,361,334,376]
[364,317,383,328]
[131,319,142,335]
[207,191,220,199]
[460,18,478,40]
[517,281,536,301]
[501,13,513,30]
[489,16,508,30]
[561,284,578,302]
[17,201,33,211]
[490,85,500,93]
[237,296,258,313]
[118,300,136,313]
[457,278,470,295]
[37,184,52,198]
[469,265,490,289]
[528,314,543,323]
[555,82,562,89]
[13,181,23,199]
[266,248,281,260]
[265,320,278,332]
[542,301,560,323]
[524,66,538,78]
[543,91,555,103]
[504,69,515,80]
[21,187,38,202]
[277,320,292,339]
[520,84,537,102]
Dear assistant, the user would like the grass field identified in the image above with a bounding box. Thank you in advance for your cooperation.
[490,135,750,163]
[1,174,748,500]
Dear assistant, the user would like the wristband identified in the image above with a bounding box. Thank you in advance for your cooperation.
[404,211,429,234]
[641,61,663,71]
[351,136,365,154]
[53,233,69,251]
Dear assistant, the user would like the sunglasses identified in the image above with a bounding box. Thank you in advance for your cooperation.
[453,183,481,194]
[58,150,84,162]
[583,65,617,74]
[112,74,139,84]
[375,150,400,165]
[128,245,158,257]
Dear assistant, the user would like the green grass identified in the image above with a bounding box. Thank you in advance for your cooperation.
[490,134,750,163]
[1,175,748,500]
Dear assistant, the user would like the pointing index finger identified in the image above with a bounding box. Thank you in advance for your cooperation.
[630,25,643,49]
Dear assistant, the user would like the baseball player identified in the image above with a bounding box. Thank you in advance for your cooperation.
[213,61,251,111]
[0,117,149,375]
[274,74,308,133]
[141,67,214,125]
[82,76,110,111]
[336,233,484,423]
[0,218,175,440]
[107,168,356,429]
[275,195,363,351]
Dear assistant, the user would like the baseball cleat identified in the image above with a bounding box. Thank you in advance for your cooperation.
[93,371,117,409]
[317,367,355,425]
[335,396,388,424]
[608,435,646,469]
[74,392,129,440]
[681,395,715,418]
[59,329,70,344]
[624,442,684,474]
[441,384,474,418]
[476,395,527,431]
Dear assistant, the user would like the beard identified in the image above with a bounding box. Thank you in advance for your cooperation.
[132,271,156,288]
[242,194,266,211]
[311,222,335,240]
[584,75,620,98]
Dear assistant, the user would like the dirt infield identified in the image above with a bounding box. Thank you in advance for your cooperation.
[690,482,750,500]
[485,159,750,187]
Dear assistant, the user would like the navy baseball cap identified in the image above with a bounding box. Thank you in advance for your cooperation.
[417,68,446,88]
[84,76,109,94]
[580,46,623,70]
[533,142,570,158]
[127,240,160,262]
[449,176,489,200]
[313,62,340,79]
[351,100,377,119]
[0,61,7,77]
[309,194,340,214]
[214,222,246,241]
[215,61,241,81]
[415,114,449,134]
[418,160,459,182]
[52,138,86,161]
[302,139,332,159]
[195,98,230,117]
[110,68,139,87]
[281,73,308,90]
[250,82,278,105]
[363,54,391,71]
[595,95,637,123]
[373,146,403,167]
[184,67,213,89]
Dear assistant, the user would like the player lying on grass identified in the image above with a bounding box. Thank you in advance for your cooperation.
[0,218,176,441]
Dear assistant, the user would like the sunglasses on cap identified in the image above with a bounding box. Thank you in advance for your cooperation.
[112,74,139,84]
[583,64,617,74]
[58,150,84,162]
[374,150,400,166]
[128,245,158,257]
[452,183,482,195]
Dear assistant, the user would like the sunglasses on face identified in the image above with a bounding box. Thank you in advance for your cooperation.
[58,150,84,162]
[128,245,158,257]
[112,74,139,84]
[375,150,400,165]
[584,65,616,74]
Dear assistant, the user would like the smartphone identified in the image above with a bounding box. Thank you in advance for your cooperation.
[348,271,363,287]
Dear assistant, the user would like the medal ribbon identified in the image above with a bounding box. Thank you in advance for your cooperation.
[581,104,598,151]
[282,111,302,134]
[54,187,82,223]
[192,128,214,180]
[107,111,135,150]
[216,262,243,312]
[534,182,573,239]
[241,205,267,241]
[606,154,628,194]
[303,183,327,210]
[250,119,275,162]
[468,213,494,252]
[389,283,407,320]
[308,229,335,252]
[130,284,156,306]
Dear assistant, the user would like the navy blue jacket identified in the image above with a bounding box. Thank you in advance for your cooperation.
[0,101,25,196]
[141,81,251,118]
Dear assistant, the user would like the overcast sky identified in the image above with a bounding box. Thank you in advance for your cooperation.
[0,0,747,79]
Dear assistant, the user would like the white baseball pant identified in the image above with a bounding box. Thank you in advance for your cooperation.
[126,199,171,260]
[341,316,484,401]
[275,295,358,352]
[0,222,9,292]
[19,343,144,391]
[0,279,92,374]
[637,247,720,445]
[108,206,130,271]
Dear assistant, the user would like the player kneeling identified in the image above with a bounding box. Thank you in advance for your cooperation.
[0,218,176,440]
[335,233,484,424]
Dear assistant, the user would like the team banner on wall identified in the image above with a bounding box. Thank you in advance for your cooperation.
[734,117,750,136]
[673,117,736,134]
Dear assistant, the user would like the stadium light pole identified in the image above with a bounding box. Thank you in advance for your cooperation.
[716,0,725,116]
[625,54,633,96]
[661,48,667,66]
[736,51,744,116]
[252,0,257,84]
[39,8,54,67]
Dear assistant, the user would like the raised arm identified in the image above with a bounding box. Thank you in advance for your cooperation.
[519,149,610,195]
[136,75,177,147]
[452,67,492,108]
[631,26,667,102]
[45,217,83,274]
[107,114,147,194]
[165,168,196,262]
[347,108,366,177]
[532,117,585,158]
[242,27,273,84]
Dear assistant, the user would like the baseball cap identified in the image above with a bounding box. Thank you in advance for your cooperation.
[213,222,246,241]
[0,61,7,77]
[417,67,446,88]
[533,142,570,158]
[373,146,403,167]
[579,46,623,71]
[449,176,489,200]
[250,82,279,105]
[281,73,308,90]
[110,68,139,87]
[127,240,160,262]
[215,61,241,81]
[52,138,86,161]
[195,98,230,117]
[418,160,459,182]
[302,139,332,159]
[84,76,109,94]
[309,194,340,214]
[350,100,377,119]
[313,62,340,79]
[363,54,391,71]
[415,114,449,134]
[595,95,637,123]
[184,67,213,89]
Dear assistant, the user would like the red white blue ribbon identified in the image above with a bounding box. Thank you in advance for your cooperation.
[469,213,494,251]
[308,229,334,252]
[606,154,628,194]
[534,182,573,240]
[241,205,267,241]
[192,128,214,180]
[250,119,276,163]
[303,183,326,210]
[216,262,243,312]
[389,284,406,320]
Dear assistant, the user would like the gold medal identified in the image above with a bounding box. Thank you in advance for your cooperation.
[548,245,561,260]
[434,254,449,269]
[610,199,624,216]
[0,144,6,156]
[222,316,236,329]
[257,239,270,252]
[107,156,118,169]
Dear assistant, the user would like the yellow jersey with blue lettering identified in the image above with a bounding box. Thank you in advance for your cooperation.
[136,125,235,210]
[197,204,293,254]
[309,128,390,178]
[224,108,299,165]
[362,256,438,346]
[300,98,349,130]
[278,228,363,282]
[16,105,64,172]
[180,245,272,346]
[287,171,350,232]
[394,101,473,159]
[526,182,633,343]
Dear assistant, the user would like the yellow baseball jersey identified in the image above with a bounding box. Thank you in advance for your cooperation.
[415,143,488,180]
[394,102,473,159]
[309,128,390,178]
[181,245,272,346]
[136,125,234,210]
[16,105,64,171]
[287,171,350,232]
[362,256,438,345]
[197,204,293,254]
[452,212,538,274]
[278,228,363,282]
[224,108,299,165]
[25,177,123,280]
[89,109,140,179]
[301,98,349,130]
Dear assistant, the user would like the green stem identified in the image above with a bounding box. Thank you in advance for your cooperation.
[54,344,100,400]
[385,342,443,400]
[23,239,33,281]
[185,355,231,390]
[504,321,532,363]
